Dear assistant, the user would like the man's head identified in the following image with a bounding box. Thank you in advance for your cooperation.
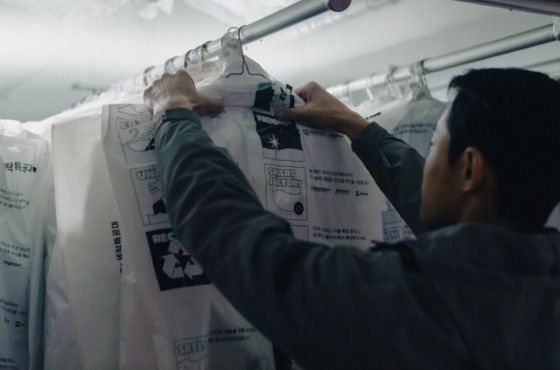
[421,68,560,232]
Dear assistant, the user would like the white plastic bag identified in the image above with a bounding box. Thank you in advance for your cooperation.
[43,88,145,369]
[103,103,277,369]
[45,108,122,368]
[355,87,447,242]
[0,119,50,369]
[102,45,387,369]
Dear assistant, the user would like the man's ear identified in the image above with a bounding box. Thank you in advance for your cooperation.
[461,147,486,193]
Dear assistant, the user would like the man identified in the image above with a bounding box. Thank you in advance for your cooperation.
[144,68,560,369]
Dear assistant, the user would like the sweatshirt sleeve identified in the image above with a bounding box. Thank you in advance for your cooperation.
[351,122,427,236]
[155,108,433,369]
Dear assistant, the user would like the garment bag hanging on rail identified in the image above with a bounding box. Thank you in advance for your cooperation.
[43,2,354,368]
[0,119,51,370]
[44,88,144,369]
[343,61,560,233]
[102,33,387,369]
[348,65,447,241]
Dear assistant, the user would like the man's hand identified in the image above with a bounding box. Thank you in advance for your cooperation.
[274,82,369,140]
[143,70,224,118]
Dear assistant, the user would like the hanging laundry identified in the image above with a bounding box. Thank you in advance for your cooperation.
[0,119,51,370]
[43,88,144,369]
[102,37,386,369]
[353,78,447,242]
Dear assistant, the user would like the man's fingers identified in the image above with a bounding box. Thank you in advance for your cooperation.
[143,93,155,115]
[207,98,225,114]
[293,83,314,102]
[293,81,323,102]
[143,70,224,117]
[274,106,314,122]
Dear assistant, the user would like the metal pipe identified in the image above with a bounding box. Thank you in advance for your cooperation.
[424,24,557,71]
[239,0,349,45]
[328,23,559,98]
[118,0,351,90]
[454,0,560,17]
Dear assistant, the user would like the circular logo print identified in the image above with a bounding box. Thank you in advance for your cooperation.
[294,202,304,215]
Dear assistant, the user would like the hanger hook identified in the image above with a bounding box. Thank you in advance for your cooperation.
[365,84,375,101]
[383,64,398,89]
[143,66,154,86]
[224,24,267,81]
[164,57,175,74]
[417,60,428,87]
[183,49,190,69]
[222,27,240,46]
[237,25,246,49]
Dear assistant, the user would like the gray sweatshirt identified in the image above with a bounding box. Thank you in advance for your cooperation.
[156,107,560,369]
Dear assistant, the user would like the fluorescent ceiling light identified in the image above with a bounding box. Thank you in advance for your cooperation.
[455,0,560,16]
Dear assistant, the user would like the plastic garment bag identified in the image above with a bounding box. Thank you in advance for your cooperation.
[102,38,386,369]
[43,89,143,369]
[353,78,447,242]
[370,87,447,158]
[0,119,50,370]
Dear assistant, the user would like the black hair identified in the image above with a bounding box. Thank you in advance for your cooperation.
[447,68,560,231]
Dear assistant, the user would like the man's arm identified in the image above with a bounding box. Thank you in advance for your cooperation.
[154,108,427,369]
[276,82,426,236]
[146,73,437,368]
[352,122,427,235]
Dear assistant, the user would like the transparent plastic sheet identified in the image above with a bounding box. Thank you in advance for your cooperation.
[102,40,386,369]
[0,119,50,369]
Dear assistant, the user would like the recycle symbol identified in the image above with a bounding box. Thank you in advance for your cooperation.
[161,239,204,280]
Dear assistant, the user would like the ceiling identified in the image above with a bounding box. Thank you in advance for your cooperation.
[0,0,558,122]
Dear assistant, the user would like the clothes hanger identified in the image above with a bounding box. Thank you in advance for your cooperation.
[183,27,243,85]
[183,40,225,85]
[409,61,434,101]
[224,26,269,81]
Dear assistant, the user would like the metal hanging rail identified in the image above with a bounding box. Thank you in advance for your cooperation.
[455,0,560,17]
[117,0,351,91]
[328,20,560,98]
